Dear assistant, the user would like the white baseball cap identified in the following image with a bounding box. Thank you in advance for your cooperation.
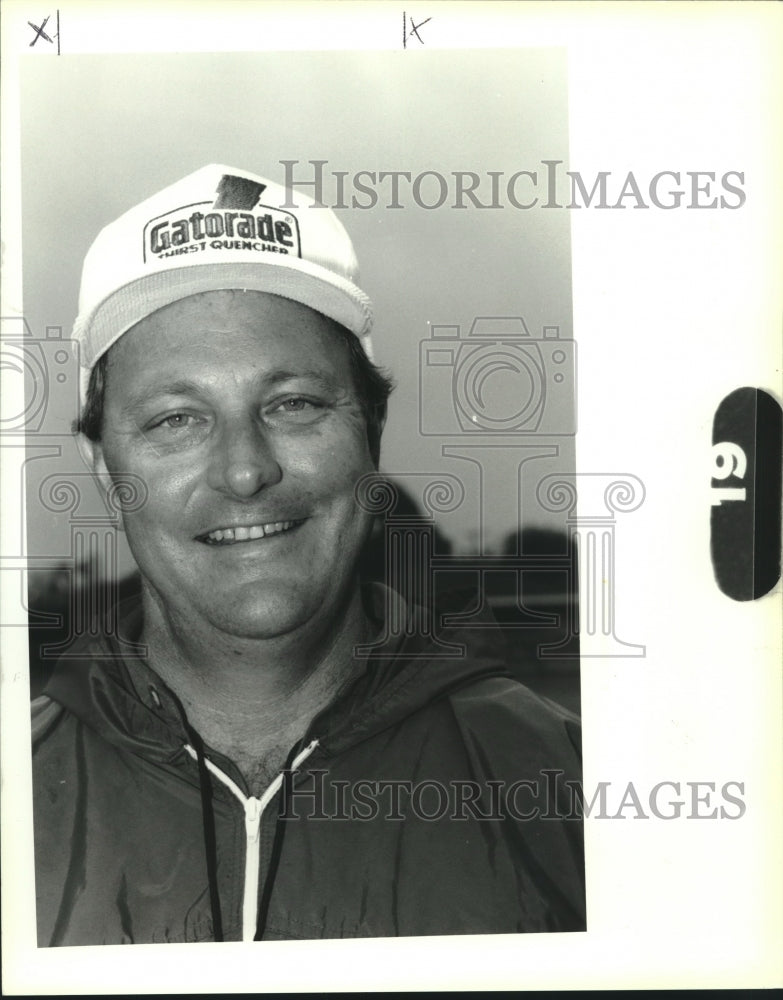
[73,163,374,396]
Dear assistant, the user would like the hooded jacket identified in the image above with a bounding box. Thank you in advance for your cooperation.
[32,586,585,946]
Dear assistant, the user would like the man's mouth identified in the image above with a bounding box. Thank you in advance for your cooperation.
[198,520,302,545]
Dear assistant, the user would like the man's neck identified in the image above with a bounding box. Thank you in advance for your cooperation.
[140,584,372,794]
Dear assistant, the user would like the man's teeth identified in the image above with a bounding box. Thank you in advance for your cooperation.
[205,521,296,544]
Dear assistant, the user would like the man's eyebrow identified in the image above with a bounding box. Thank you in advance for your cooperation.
[120,370,344,417]
[120,380,206,417]
[262,369,343,391]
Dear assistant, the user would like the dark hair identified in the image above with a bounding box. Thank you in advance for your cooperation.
[75,321,395,467]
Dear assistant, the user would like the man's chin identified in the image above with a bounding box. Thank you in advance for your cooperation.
[142,573,360,643]
[199,604,314,641]
[190,587,345,642]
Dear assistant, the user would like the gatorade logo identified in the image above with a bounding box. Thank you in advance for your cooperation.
[143,174,301,261]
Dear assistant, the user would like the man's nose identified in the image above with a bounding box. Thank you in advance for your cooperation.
[206,418,283,499]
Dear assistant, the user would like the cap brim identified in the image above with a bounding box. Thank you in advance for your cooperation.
[75,255,374,374]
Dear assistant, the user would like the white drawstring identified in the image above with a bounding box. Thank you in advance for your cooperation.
[184,739,320,940]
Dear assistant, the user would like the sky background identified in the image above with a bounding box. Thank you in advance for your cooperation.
[20,49,573,568]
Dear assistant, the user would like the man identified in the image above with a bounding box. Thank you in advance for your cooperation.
[32,164,585,945]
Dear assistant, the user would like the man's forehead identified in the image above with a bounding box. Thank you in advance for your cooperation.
[101,291,354,402]
[110,290,346,358]
[133,287,341,329]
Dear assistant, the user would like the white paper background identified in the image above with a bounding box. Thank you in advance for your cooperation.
[2,1,781,992]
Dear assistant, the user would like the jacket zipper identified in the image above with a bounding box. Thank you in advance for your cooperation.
[184,739,319,941]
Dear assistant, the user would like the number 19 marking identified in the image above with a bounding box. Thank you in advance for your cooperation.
[711,441,747,505]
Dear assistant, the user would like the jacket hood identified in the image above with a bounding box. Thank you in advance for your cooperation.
[39,583,514,764]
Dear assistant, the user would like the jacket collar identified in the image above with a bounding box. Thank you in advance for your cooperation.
[42,583,512,761]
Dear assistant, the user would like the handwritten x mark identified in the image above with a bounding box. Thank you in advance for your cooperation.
[28,15,54,46]
[408,16,431,45]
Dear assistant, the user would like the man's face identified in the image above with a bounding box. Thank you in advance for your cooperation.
[90,290,377,640]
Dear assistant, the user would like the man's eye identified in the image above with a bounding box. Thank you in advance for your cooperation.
[148,413,200,431]
[272,397,323,415]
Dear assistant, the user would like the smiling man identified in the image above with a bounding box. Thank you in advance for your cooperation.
[32,165,585,945]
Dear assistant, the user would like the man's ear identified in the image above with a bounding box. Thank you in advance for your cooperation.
[76,434,119,519]
[373,405,388,469]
